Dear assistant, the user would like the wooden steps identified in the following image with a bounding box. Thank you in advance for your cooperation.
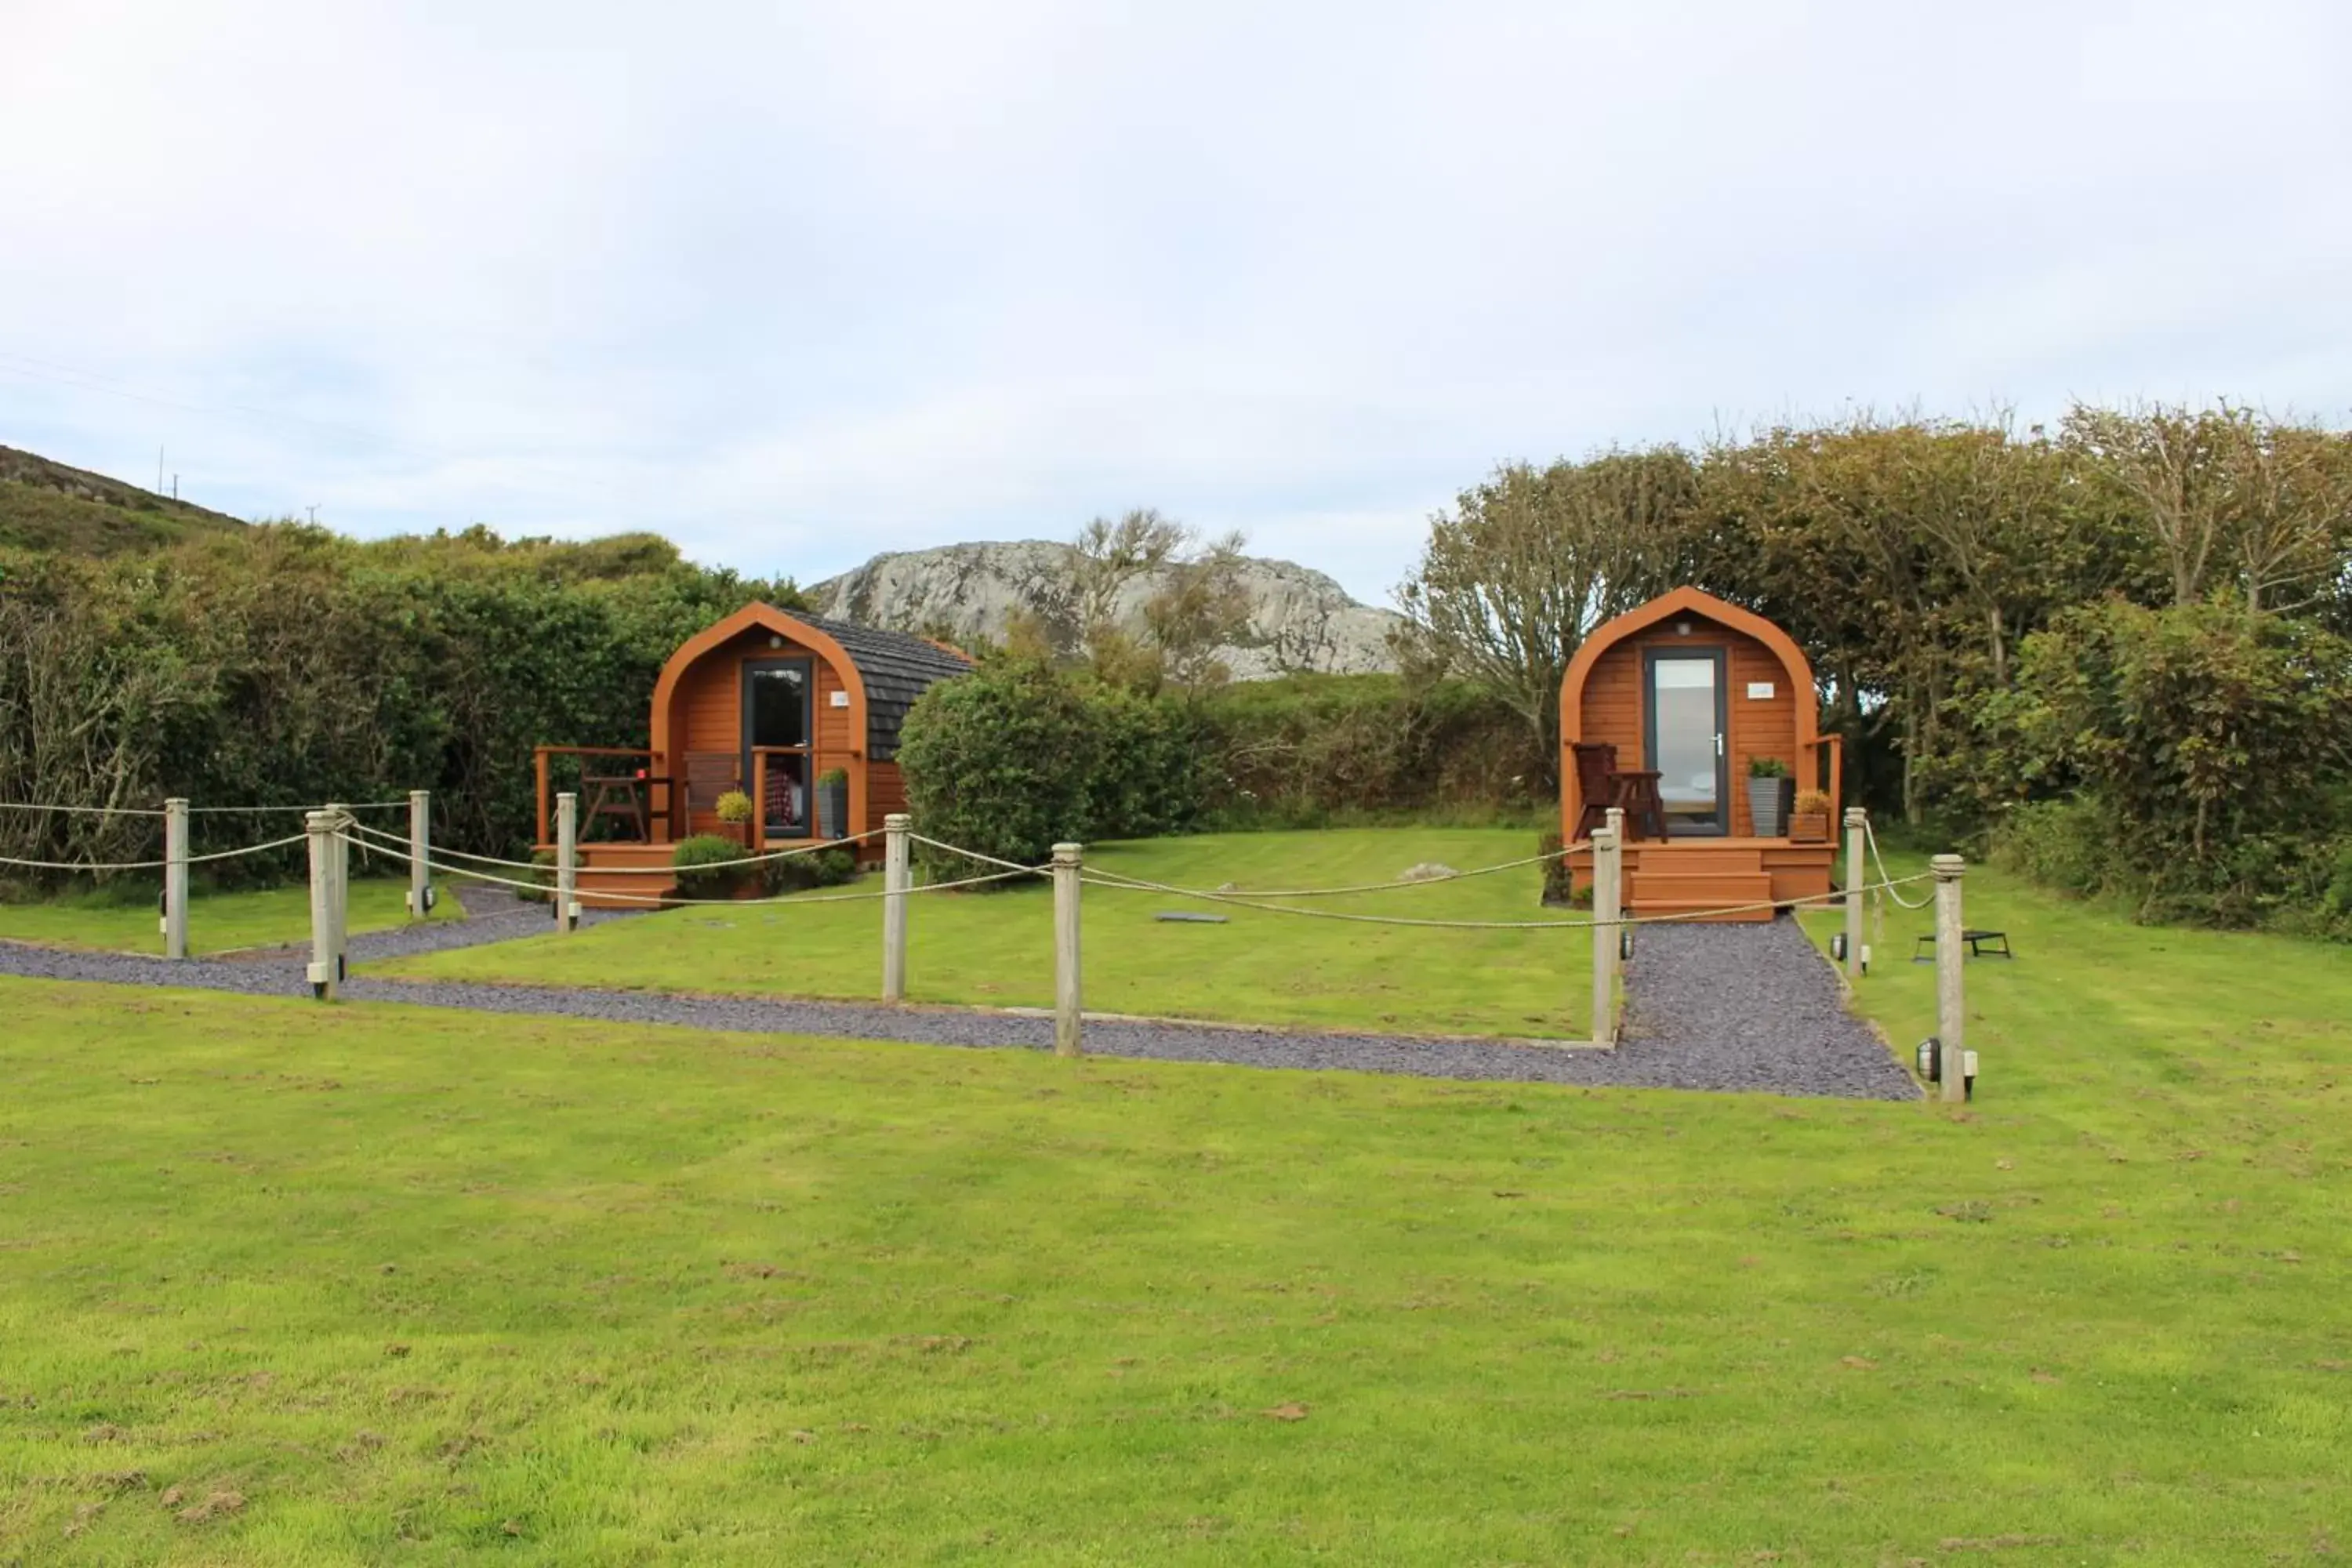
[1624,869,1776,924]
[539,841,677,909]
[1566,835,1836,918]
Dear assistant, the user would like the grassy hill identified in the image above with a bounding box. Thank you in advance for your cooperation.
[0,444,247,554]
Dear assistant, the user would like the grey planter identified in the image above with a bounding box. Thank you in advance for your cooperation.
[1748,775,1791,838]
[816,778,851,840]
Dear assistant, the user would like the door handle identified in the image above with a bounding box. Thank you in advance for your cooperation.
[1715,733,1724,757]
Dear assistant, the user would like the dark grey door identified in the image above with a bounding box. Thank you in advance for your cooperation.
[1643,647,1727,836]
[742,659,813,839]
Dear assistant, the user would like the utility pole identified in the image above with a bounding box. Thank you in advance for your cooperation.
[307,504,319,526]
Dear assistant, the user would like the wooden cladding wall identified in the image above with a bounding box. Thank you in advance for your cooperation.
[868,760,909,823]
[1575,613,1798,838]
[669,628,854,837]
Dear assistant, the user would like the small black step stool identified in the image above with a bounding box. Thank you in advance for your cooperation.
[1912,928,2013,961]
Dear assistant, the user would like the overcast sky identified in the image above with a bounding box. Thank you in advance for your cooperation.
[2,1,2347,603]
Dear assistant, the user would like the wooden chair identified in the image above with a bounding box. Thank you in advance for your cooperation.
[1613,770,1668,842]
[1572,743,1619,839]
[682,752,741,832]
[582,767,655,842]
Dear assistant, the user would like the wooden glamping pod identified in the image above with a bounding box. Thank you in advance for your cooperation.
[534,604,971,904]
[1560,586,1842,923]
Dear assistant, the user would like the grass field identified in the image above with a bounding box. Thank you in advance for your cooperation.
[0,875,456,956]
[386,829,1588,1038]
[4,850,2350,1561]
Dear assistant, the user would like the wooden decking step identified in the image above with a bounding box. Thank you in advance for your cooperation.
[1625,846,1769,873]
[1625,870,1776,924]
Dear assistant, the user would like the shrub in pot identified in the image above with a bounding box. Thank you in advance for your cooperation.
[815,767,851,841]
[1746,758,1791,837]
[713,789,754,845]
[1789,787,1831,843]
[673,833,755,900]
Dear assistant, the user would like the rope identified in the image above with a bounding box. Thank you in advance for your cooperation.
[909,834,1592,896]
[1079,866,1933,931]
[0,802,165,817]
[0,829,312,873]
[346,836,1045,907]
[908,835,1041,875]
[1074,841,1593,899]
[339,825,538,870]
[1861,817,1934,909]
[564,864,1040,907]
[342,819,881,874]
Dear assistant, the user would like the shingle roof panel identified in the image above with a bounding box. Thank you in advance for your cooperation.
[784,608,973,762]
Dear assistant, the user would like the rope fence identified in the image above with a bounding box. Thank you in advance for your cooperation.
[1078,865,1931,931]
[0,830,314,875]
[1862,815,1934,909]
[0,799,412,817]
[342,818,885,875]
[2,786,1975,1089]
[343,833,1042,907]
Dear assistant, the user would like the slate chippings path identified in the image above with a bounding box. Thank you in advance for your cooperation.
[1618,916,1919,1100]
[0,891,1918,1099]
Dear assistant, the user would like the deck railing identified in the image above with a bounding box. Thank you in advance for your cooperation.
[1805,732,1844,823]
[533,746,673,847]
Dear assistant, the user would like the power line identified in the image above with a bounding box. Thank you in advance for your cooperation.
[0,349,420,453]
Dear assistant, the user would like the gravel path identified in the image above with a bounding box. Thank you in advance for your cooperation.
[1620,917,1918,1099]
[200,880,643,965]
[0,906,1917,1099]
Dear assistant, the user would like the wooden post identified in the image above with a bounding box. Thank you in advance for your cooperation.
[1591,825,1620,1046]
[305,809,341,1000]
[325,804,350,964]
[752,751,768,855]
[534,747,551,848]
[555,791,579,933]
[1052,841,1083,1058]
[881,812,911,1002]
[407,789,431,920]
[1602,806,1625,975]
[1843,807,1867,978]
[162,797,189,960]
[1933,853,1966,1103]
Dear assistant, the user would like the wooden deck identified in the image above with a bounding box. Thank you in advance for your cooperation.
[533,840,681,909]
[1566,837,1836,924]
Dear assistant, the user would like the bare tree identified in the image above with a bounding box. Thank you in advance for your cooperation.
[1068,509,1187,656]
[1142,530,1254,694]
[2225,419,2352,614]
[1395,451,1697,784]
[2065,401,2352,614]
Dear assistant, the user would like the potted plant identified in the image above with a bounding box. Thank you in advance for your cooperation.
[713,789,754,846]
[1746,758,1792,837]
[815,768,851,841]
[1788,787,1831,844]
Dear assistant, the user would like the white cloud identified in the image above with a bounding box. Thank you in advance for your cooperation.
[3,0,2347,604]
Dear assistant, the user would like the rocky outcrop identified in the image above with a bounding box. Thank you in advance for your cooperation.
[808,540,1402,678]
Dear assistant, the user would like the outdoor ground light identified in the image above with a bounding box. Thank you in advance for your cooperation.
[1962,1050,1979,1101]
[1860,943,1871,975]
[1831,931,1847,962]
[1619,928,1634,961]
[1916,1036,1941,1082]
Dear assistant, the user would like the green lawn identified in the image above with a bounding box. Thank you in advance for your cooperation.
[2,853,2349,1562]
[386,829,1588,1039]
[0,875,456,956]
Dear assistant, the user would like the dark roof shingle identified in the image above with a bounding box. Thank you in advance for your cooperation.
[787,608,972,762]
